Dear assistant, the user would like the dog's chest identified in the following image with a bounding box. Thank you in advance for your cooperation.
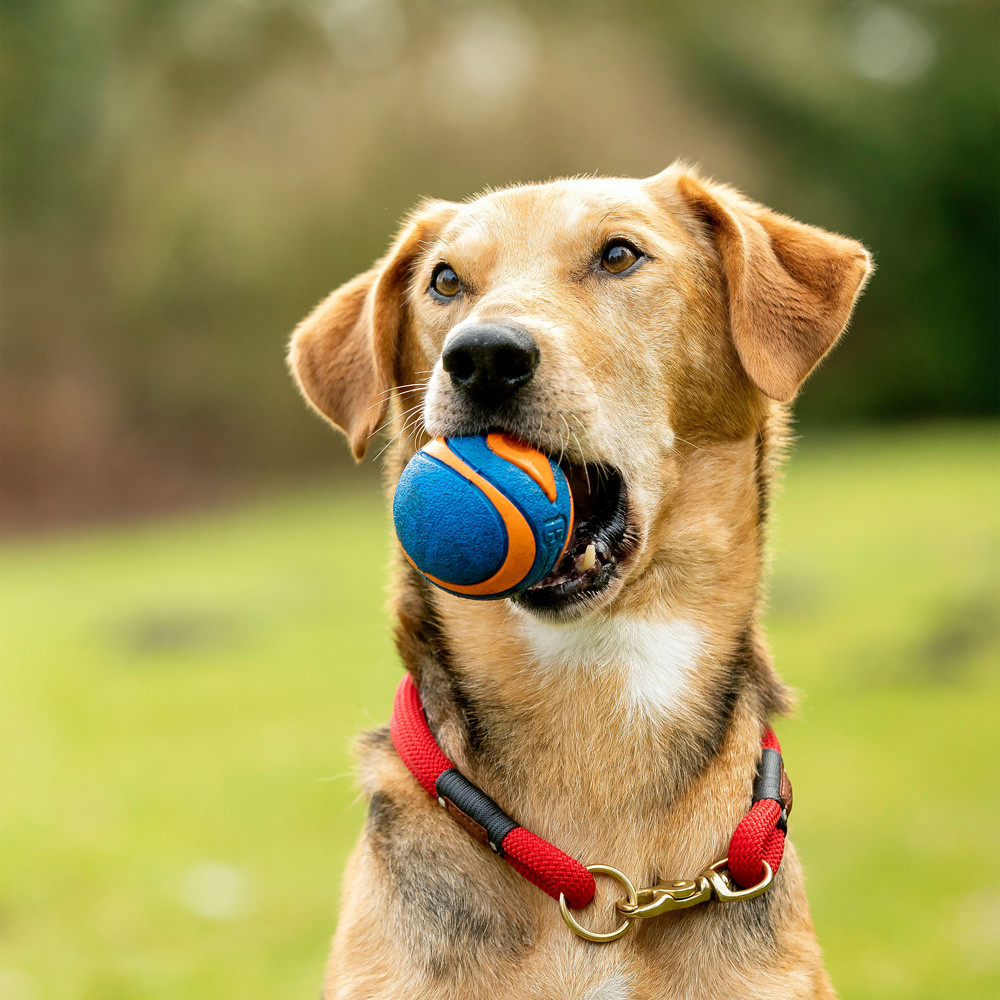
[517,614,706,718]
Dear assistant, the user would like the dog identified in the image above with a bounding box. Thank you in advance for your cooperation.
[288,163,872,999]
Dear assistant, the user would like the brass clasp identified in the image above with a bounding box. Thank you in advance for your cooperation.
[701,858,773,903]
[616,876,712,919]
[616,859,773,921]
[560,858,774,943]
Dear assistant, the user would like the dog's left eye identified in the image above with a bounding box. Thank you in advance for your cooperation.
[600,240,642,275]
[430,264,461,298]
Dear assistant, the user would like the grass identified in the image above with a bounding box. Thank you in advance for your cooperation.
[2,422,998,999]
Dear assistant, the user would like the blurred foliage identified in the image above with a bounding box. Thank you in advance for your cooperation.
[659,1,1000,422]
[2,424,998,997]
[1,0,997,526]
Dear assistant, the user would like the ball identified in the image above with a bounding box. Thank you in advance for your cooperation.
[392,433,574,600]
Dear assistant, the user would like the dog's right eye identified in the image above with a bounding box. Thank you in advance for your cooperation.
[600,240,641,275]
[430,265,461,299]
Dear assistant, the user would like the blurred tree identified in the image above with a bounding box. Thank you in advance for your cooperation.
[649,0,1000,423]
[1,0,996,527]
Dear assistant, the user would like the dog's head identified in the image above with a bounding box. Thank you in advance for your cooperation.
[290,166,871,620]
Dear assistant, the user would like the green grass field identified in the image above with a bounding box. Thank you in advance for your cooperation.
[2,423,998,999]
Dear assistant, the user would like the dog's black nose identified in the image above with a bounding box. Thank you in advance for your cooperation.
[442,324,540,409]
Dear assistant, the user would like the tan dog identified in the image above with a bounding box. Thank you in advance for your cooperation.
[289,164,871,999]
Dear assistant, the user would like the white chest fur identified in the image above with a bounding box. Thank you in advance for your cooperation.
[517,612,705,718]
[582,971,631,1000]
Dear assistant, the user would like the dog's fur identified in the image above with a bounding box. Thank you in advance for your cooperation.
[289,164,872,999]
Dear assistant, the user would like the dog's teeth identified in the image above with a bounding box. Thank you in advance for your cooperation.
[577,543,596,572]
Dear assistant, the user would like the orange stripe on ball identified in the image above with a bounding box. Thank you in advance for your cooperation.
[416,438,538,596]
[485,433,573,560]
[486,433,558,502]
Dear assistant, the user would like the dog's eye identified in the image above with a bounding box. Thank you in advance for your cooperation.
[600,240,641,275]
[431,264,461,298]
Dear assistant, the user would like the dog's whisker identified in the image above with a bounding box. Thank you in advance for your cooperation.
[376,383,426,399]
[356,384,427,425]
[373,412,423,462]
[557,413,572,467]
[365,404,403,441]
[672,434,710,456]
[492,605,517,644]
[394,401,426,422]
[371,384,428,407]
[372,408,422,454]
[576,352,614,377]
[375,403,424,461]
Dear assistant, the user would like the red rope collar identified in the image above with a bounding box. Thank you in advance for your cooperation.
[389,673,789,910]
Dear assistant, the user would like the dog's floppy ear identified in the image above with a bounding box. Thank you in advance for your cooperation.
[670,169,872,402]
[288,200,457,459]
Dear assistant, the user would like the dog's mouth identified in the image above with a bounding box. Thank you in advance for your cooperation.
[513,458,634,614]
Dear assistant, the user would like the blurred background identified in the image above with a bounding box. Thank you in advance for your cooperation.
[2,1,997,998]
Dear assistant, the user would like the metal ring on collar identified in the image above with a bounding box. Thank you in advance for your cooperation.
[559,864,638,943]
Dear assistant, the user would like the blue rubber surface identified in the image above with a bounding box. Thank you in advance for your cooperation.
[393,450,507,586]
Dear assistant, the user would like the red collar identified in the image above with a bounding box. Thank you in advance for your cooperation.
[389,673,790,940]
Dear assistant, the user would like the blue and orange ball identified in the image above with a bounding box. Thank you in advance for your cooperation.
[392,434,574,599]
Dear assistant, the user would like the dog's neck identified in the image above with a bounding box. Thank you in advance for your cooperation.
[515,613,708,718]
[389,426,788,875]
